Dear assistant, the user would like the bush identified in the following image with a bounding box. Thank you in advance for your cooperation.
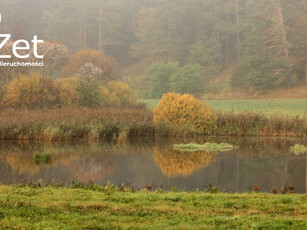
[3,75,58,109]
[153,93,217,135]
[61,49,119,82]
[54,78,80,107]
[107,81,138,107]
[2,75,138,109]
[77,81,101,108]
[77,80,138,108]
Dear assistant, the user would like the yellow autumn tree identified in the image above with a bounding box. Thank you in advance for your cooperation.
[3,75,58,108]
[54,77,80,107]
[154,93,217,135]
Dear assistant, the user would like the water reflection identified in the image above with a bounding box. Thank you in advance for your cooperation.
[153,147,216,177]
[0,138,306,193]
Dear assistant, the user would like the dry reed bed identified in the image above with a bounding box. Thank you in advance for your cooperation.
[0,108,155,141]
[216,112,307,137]
[0,108,306,141]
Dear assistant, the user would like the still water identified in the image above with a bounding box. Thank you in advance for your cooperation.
[0,137,306,193]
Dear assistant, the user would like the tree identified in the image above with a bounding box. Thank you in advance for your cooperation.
[145,62,179,98]
[189,40,221,74]
[170,64,203,95]
[61,49,119,82]
[231,0,290,91]
[33,41,71,78]
[3,75,58,109]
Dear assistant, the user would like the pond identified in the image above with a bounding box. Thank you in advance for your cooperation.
[0,137,306,194]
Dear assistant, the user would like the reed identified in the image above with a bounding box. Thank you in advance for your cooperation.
[215,111,307,137]
[0,108,156,142]
[0,108,306,142]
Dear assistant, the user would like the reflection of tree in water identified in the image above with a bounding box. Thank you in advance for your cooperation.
[2,144,116,183]
[4,151,42,175]
[56,152,115,182]
[153,147,216,177]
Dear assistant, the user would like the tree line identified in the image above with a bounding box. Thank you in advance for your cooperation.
[0,0,306,93]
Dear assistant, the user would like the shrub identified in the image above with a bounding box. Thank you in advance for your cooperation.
[3,75,58,109]
[54,78,80,107]
[61,49,119,82]
[77,80,138,108]
[107,81,138,107]
[2,76,138,109]
[77,81,101,108]
[98,85,113,107]
[153,93,217,135]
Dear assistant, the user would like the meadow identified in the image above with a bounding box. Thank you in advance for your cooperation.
[0,185,306,229]
[142,98,307,117]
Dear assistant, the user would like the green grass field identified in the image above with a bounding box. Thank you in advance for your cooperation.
[141,98,307,117]
[0,186,306,229]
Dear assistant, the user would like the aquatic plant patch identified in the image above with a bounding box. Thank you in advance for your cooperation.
[173,142,236,152]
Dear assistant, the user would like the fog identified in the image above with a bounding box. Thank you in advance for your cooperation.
[0,0,306,96]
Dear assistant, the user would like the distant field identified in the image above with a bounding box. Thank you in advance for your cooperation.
[141,98,307,117]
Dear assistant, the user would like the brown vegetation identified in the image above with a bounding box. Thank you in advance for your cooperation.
[61,49,119,81]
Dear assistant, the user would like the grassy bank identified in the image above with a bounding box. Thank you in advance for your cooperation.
[215,112,307,137]
[0,108,306,142]
[142,98,307,117]
[0,185,306,229]
[0,108,156,142]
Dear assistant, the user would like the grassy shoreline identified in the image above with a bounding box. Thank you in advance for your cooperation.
[0,108,306,142]
[0,185,306,229]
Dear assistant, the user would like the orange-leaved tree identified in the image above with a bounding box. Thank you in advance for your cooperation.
[153,93,217,135]
[61,49,119,82]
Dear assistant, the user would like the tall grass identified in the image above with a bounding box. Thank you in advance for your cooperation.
[0,108,156,142]
[0,108,306,142]
[215,112,307,137]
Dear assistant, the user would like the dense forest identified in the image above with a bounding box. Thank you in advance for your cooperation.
[0,0,306,96]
